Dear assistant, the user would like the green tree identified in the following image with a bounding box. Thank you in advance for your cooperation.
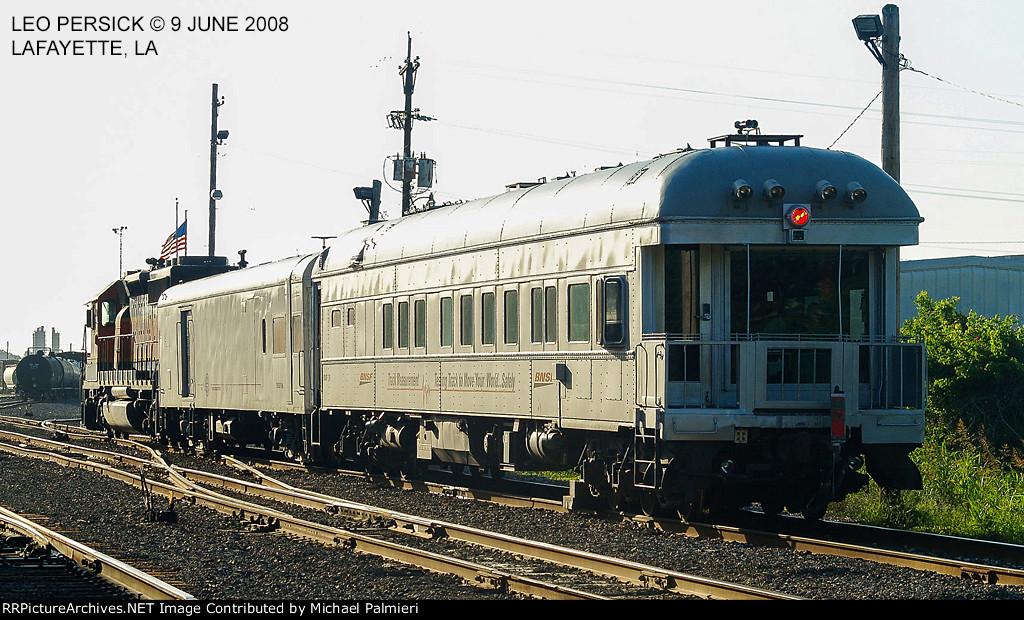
[902,292,1024,466]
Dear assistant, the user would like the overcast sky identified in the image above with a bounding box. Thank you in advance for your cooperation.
[2,0,1022,355]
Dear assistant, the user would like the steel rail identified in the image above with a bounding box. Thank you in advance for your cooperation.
[0,505,194,600]
[0,441,607,600]
[6,422,1019,591]
[655,518,1024,587]
[200,457,798,600]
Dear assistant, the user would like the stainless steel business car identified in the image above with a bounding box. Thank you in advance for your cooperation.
[83,130,925,520]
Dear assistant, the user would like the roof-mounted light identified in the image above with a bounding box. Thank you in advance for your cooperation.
[763,179,785,202]
[815,180,838,202]
[732,179,753,201]
[845,181,867,204]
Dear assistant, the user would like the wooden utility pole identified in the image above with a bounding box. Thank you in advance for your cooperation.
[399,34,418,216]
[208,83,223,256]
[881,4,900,182]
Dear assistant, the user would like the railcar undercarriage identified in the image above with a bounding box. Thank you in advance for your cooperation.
[83,390,917,523]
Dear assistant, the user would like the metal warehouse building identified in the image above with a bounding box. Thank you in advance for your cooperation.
[900,255,1024,321]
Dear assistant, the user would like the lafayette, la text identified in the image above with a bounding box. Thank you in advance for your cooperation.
[11,39,157,55]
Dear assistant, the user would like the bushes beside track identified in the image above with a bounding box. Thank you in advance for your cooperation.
[835,293,1024,544]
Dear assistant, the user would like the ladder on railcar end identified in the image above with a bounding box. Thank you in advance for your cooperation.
[633,415,662,491]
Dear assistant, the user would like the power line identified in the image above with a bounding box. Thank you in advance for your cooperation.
[828,90,881,149]
[907,189,1024,203]
[903,184,1024,198]
[450,60,1024,129]
[903,64,1024,110]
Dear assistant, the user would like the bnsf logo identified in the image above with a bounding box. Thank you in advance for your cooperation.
[359,373,373,383]
[534,372,552,384]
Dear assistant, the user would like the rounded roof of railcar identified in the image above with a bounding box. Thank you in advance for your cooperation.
[320,145,920,272]
[157,253,318,306]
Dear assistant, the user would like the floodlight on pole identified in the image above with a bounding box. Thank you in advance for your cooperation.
[852,13,886,68]
[852,5,901,183]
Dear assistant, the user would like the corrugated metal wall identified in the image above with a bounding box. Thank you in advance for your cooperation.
[900,256,1024,321]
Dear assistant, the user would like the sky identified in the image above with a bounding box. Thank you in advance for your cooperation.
[2,0,1022,355]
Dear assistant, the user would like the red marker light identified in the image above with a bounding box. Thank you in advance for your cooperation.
[787,206,810,228]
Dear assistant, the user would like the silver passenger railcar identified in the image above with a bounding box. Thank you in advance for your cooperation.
[86,130,927,520]
[308,131,925,518]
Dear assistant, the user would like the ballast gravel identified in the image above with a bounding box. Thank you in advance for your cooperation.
[1,401,1022,601]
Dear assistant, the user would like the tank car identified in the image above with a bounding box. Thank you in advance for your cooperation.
[84,128,927,520]
[2,363,17,393]
[14,351,82,400]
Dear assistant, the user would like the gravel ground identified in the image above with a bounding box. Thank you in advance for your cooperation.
[1,401,1023,601]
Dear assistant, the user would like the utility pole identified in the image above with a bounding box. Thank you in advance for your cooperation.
[853,5,901,182]
[208,84,228,256]
[881,4,900,182]
[388,33,435,216]
[112,225,127,277]
[399,34,417,216]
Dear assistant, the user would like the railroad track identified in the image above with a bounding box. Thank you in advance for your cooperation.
[0,505,193,600]
[0,430,794,600]
[236,452,1024,588]
[1,413,1021,598]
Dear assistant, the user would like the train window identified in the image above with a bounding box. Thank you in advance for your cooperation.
[261,319,267,353]
[291,315,302,353]
[504,290,519,344]
[602,277,626,346]
[545,286,557,343]
[665,246,700,336]
[440,297,453,347]
[331,309,341,328]
[460,294,473,346]
[398,301,410,349]
[568,283,590,342]
[481,292,495,345]
[414,299,426,348]
[347,307,356,327]
[530,288,543,343]
[273,317,286,355]
[382,303,393,349]
[731,248,870,338]
[100,301,117,328]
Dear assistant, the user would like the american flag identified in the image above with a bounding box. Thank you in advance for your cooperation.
[160,221,187,260]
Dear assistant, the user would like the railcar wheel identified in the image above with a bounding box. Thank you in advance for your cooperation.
[639,491,662,517]
[676,489,711,522]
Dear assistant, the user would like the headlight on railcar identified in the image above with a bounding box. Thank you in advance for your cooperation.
[763,179,785,201]
[732,179,753,201]
[846,181,868,204]
[815,180,838,202]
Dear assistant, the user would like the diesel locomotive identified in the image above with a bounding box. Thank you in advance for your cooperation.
[82,128,926,520]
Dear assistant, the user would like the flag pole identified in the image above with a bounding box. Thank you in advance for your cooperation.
[184,210,188,257]
[175,198,180,261]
